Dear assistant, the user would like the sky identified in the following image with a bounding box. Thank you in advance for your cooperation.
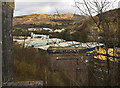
[14,0,120,17]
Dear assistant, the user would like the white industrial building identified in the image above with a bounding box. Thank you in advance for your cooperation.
[54,29,65,33]
[28,28,53,32]
[31,32,49,39]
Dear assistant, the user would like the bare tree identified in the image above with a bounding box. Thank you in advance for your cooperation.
[74,0,119,86]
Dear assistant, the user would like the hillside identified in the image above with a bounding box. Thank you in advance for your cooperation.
[69,8,120,45]
[13,14,86,29]
[72,8,120,31]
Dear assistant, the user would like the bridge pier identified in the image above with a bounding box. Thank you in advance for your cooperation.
[0,2,43,87]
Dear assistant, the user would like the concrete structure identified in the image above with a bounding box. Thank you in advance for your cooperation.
[3,81,43,87]
[47,46,87,54]
[2,2,14,84]
[1,2,43,87]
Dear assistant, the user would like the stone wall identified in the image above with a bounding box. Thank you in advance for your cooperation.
[2,2,14,83]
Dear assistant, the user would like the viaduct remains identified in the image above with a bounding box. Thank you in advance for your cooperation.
[2,2,14,83]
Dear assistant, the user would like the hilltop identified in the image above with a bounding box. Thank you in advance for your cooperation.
[13,14,86,29]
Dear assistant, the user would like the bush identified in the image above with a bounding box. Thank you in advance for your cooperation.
[13,44,69,86]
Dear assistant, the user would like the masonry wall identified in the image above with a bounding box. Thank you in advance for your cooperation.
[2,2,13,83]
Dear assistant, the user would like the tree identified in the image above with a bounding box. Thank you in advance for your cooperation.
[74,0,119,86]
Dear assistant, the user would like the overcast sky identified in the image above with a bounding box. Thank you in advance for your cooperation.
[14,0,120,17]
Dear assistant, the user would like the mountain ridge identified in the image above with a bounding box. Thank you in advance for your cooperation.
[13,13,86,27]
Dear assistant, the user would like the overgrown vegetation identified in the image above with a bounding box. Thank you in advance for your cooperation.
[13,7,120,86]
[13,44,70,86]
[71,8,120,46]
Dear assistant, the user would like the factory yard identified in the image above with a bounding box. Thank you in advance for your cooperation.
[13,33,104,50]
[13,33,120,62]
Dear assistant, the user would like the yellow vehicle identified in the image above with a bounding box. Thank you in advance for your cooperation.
[94,48,120,62]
